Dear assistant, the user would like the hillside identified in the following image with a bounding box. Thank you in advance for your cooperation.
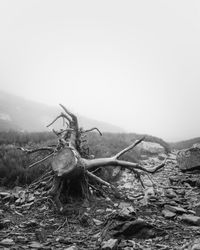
[0,91,124,133]
[170,137,200,150]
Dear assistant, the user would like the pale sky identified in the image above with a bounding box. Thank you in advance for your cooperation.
[0,0,200,141]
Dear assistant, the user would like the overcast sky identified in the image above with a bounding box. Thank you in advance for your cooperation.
[0,0,200,141]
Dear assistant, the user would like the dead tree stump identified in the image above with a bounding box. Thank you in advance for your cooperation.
[19,104,167,211]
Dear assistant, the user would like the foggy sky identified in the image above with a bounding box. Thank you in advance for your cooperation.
[0,0,200,141]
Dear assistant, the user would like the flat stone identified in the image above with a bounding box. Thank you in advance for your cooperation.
[92,232,101,239]
[93,218,103,226]
[144,180,153,187]
[165,189,177,199]
[106,208,113,212]
[29,242,44,249]
[181,214,200,226]
[192,243,200,250]
[0,238,15,246]
[16,236,28,243]
[0,192,10,197]
[113,218,157,239]
[162,209,176,219]
[64,246,78,250]
[101,239,118,250]
[96,209,104,213]
[186,238,200,250]
[118,206,136,218]
[164,205,187,214]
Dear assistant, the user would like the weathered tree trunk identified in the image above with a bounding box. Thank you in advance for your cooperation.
[19,105,167,211]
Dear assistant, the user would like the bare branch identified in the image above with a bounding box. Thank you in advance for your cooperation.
[114,137,145,159]
[86,171,111,187]
[59,104,77,123]
[84,157,166,174]
[52,128,74,137]
[52,129,59,136]
[83,127,102,136]
[28,153,54,168]
[17,147,54,154]
[46,113,71,128]
[115,158,167,173]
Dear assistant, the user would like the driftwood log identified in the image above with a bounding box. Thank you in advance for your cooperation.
[19,105,167,211]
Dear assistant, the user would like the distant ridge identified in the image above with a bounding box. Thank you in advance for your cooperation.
[0,91,124,133]
[170,137,200,150]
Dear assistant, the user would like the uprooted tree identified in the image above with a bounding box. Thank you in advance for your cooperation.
[19,105,167,211]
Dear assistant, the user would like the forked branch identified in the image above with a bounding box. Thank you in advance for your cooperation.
[83,127,102,136]
[47,113,71,128]
[84,157,166,173]
[59,104,78,129]
[113,137,145,159]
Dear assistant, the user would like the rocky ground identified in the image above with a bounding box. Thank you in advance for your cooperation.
[1,153,200,249]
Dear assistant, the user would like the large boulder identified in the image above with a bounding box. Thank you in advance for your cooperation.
[177,145,200,171]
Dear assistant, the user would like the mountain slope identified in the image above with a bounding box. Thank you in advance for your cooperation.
[0,91,124,133]
[170,137,200,150]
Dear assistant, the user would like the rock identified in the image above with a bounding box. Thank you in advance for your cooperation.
[29,241,44,249]
[92,232,101,239]
[15,190,26,205]
[164,205,187,214]
[192,243,200,250]
[56,236,72,244]
[96,209,105,213]
[139,141,165,154]
[144,180,153,187]
[174,189,185,196]
[27,193,35,202]
[112,218,160,239]
[158,153,167,160]
[0,238,15,246]
[35,229,47,242]
[24,219,39,228]
[106,208,113,212]
[177,146,200,171]
[165,189,177,199]
[0,192,11,198]
[16,236,28,243]
[0,219,11,230]
[169,177,179,185]
[93,218,103,226]
[117,206,136,220]
[194,203,200,216]
[181,238,200,250]
[79,212,90,227]
[162,209,176,219]
[101,239,118,250]
[64,246,78,250]
[180,214,200,226]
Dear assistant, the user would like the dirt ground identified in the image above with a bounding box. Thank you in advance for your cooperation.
[1,154,200,249]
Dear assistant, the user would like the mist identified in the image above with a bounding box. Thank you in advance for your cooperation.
[0,0,200,141]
